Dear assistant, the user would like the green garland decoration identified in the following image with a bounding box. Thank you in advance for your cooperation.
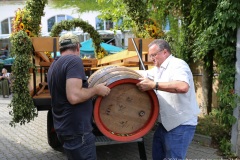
[9,31,37,126]
[50,19,108,59]
[24,0,47,36]
[9,0,47,126]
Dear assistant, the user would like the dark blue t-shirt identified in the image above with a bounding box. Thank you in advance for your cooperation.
[47,54,93,135]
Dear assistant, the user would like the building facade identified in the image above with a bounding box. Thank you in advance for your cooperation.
[0,1,130,53]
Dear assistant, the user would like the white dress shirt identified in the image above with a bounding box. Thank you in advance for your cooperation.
[147,55,200,131]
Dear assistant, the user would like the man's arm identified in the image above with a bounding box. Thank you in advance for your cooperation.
[156,80,189,93]
[136,78,189,93]
[66,78,110,105]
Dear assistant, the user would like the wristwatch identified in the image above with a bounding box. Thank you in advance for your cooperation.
[155,82,158,91]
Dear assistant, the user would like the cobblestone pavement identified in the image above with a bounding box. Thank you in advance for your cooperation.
[0,96,223,160]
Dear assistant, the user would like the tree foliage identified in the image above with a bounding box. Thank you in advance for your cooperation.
[97,0,240,157]
[97,0,165,38]
[50,0,107,13]
[161,0,240,156]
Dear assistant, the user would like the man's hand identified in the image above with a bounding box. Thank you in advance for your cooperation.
[94,82,111,97]
[136,78,155,91]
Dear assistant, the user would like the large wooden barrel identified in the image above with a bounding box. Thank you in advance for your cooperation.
[88,66,159,142]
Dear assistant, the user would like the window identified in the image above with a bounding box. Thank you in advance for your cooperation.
[95,17,122,30]
[105,20,113,30]
[96,18,104,30]
[47,17,55,32]
[1,17,14,34]
[47,15,74,32]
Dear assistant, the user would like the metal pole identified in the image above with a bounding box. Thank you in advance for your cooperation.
[53,38,57,58]
[138,39,143,70]
[131,38,145,70]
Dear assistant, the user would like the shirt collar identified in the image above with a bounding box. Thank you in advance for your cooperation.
[161,54,173,69]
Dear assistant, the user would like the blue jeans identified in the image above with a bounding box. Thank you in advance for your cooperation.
[58,132,96,160]
[152,123,196,160]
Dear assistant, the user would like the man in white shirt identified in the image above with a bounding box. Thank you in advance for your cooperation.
[136,39,200,160]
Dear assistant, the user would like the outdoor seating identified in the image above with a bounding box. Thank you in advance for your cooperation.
[0,49,9,60]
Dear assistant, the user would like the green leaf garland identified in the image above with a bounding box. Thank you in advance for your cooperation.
[50,19,108,59]
[9,0,47,126]
[9,31,37,126]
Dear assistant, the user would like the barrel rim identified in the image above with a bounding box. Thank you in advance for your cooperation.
[93,78,159,142]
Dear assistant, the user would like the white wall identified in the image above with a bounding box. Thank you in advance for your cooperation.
[0,3,99,36]
[0,4,25,20]
[41,6,99,34]
[0,1,128,48]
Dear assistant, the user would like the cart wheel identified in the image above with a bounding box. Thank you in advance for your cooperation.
[47,110,62,149]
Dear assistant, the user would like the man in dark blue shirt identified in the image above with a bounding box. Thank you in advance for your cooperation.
[48,32,110,160]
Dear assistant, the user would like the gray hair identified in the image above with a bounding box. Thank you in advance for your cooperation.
[148,39,171,53]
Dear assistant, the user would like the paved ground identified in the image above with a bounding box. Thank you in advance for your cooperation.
[0,95,223,160]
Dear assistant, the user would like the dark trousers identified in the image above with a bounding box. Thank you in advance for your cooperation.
[0,79,9,97]
[58,132,97,160]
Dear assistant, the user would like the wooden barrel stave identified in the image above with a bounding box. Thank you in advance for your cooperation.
[88,66,141,87]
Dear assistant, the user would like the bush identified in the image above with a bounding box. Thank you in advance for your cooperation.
[196,109,236,158]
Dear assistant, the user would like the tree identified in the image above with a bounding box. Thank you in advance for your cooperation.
[49,0,240,155]
[50,0,106,13]
[190,0,219,115]
[96,0,240,156]
[51,0,164,39]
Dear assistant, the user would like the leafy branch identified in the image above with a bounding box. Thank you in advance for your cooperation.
[50,19,108,59]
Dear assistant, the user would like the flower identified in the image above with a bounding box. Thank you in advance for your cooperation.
[144,18,164,39]
[20,23,24,30]
[12,8,39,37]
[25,30,31,36]
[96,47,108,59]
[44,51,52,59]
